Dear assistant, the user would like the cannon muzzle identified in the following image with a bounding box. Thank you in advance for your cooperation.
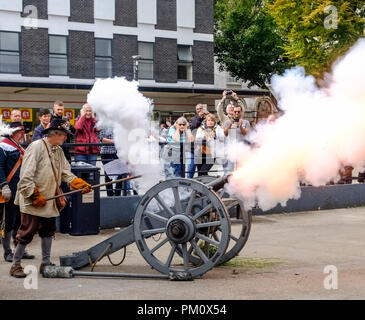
[205,174,232,192]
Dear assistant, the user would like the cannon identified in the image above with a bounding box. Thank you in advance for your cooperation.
[46,175,251,280]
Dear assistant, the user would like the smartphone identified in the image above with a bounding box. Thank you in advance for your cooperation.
[226,90,233,95]
[202,105,208,113]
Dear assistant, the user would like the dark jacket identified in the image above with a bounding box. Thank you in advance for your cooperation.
[189,114,204,152]
[189,114,204,133]
[51,114,76,161]
[0,139,23,200]
[32,124,46,141]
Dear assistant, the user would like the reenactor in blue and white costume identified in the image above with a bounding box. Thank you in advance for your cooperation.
[0,122,35,262]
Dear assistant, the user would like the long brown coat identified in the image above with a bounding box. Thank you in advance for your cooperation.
[15,138,77,218]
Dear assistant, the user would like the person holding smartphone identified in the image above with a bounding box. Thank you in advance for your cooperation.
[224,105,250,139]
[216,90,247,124]
[52,101,76,162]
[223,105,250,174]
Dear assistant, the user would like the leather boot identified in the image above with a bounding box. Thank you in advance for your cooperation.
[10,264,26,278]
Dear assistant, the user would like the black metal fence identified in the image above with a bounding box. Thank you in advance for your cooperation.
[60,141,226,196]
[59,142,362,196]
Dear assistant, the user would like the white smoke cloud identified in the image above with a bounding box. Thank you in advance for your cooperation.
[87,77,163,193]
[227,39,365,211]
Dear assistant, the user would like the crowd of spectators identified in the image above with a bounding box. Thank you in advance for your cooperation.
[1,92,363,187]
[3,92,252,184]
[160,90,252,178]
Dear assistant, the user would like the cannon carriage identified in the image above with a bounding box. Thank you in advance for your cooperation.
[49,175,251,280]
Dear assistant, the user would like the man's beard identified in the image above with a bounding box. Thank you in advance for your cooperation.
[12,136,24,145]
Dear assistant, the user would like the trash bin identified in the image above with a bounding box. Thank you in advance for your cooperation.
[58,164,100,236]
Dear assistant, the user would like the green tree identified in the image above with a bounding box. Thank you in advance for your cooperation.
[214,0,292,89]
[268,0,365,78]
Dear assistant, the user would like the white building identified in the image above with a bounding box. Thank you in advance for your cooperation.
[0,0,272,126]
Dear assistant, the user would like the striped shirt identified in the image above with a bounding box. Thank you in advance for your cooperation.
[99,127,116,155]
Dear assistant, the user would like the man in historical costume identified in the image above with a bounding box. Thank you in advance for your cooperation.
[0,122,35,262]
[10,118,92,278]
[10,109,32,145]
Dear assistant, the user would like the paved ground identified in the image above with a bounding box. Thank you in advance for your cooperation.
[0,207,364,300]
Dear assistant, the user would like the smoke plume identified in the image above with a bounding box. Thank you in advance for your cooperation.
[227,39,365,211]
[87,77,162,193]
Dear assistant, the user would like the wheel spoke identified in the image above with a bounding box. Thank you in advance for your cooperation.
[195,195,208,202]
[145,211,169,224]
[192,203,214,220]
[185,190,197,216]
[190,239,209,263]
[195,221,221,229]
[213,232,220,242]
[165,242,176,267]
[181,243,189,272]
[195,232,220,247]
[150,237,169,254]
[230,234,239,242]
[225,201,239,210]
[188,243,194,255]
[155,194,175,217]
[141,227,166,237]
[172,187,183,214]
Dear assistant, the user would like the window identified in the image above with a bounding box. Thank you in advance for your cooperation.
[49,35,68,76]
[0,31,20,73]
[177,45,193,81]
[95,38,112,78]
[138,42,154,79]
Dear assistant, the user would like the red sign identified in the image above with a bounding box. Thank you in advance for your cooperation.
[64,109,75,126]
[64,110,74,120]
[1,109,11,120]
[21,109,31,120]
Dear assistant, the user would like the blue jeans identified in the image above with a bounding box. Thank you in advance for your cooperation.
[74,154,98,166]
[169,162,182,179]
[186,152,196,178]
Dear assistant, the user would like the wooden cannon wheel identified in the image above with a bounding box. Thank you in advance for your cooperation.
[189,175,252,265]
[133,178,231,278]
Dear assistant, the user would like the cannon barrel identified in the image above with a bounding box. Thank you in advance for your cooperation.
[205,174,232,192]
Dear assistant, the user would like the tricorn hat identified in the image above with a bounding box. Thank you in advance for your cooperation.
[42,118,72,135]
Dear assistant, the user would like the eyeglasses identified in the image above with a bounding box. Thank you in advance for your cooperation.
[233,111,241,113]
[178,123,186,126]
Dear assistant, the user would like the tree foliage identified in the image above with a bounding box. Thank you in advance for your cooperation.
[215,1,365,87]
[214,0,291,89]
[268,0,365,78]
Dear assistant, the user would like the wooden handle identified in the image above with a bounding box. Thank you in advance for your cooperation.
[24,175,142,206]
[46,175,142,200]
